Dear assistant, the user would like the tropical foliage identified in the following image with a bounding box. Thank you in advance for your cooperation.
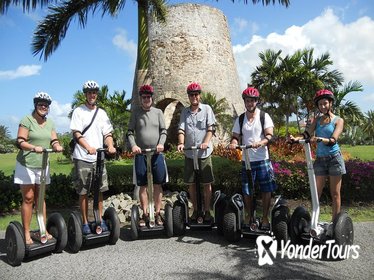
[0,125,14,153]
[68,85,132,152]
[201,92,233,141]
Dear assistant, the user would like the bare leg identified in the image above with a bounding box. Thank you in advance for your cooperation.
[244,194,253,224]
[99,192,104,219]
[329,175,342,221]
[188,184,196,213]
[261,192,271,225]
[153,184,163,213]
[203,183,212,212]
[20,184,35,244]
[139,186,148,215]
[79,194,89,224]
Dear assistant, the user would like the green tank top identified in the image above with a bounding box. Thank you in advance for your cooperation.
[16,115,56,168]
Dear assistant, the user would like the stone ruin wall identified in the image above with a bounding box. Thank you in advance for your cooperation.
[142,4,245,143]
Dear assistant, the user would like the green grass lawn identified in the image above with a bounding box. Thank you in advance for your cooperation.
[341,145,374,161]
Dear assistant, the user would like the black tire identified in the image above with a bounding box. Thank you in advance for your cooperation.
[164,203,174,238]
[172,201,186,236]
[289,206,310,245]
[333,211,354,246]
[223,205,241,243]
[215,198,227,236]
[67,212,82,253]
[5,221,25,266]
[130,204,139,240]
[272,205,289,243]
[47,212,68,253]
[103,207,120,245]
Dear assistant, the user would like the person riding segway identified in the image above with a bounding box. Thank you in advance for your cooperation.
[68,81,120,252]
[223,87,289,243]
[173,83,226,235]
[126,85,172,239]
[288,89,353,251]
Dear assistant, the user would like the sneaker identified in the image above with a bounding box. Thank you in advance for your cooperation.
[204,211,212,222]
[101,220,109,232]
[190,210,197,221]
[82,223,91,235]
[155,212,163,226]
[326,223,334,237]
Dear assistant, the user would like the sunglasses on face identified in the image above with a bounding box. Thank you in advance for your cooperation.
[188,93,200,97]
[37,103,49,108]
[141,95,152,99]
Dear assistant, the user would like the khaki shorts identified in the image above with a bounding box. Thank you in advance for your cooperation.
[73,159,109,195]
[184,155,214,184]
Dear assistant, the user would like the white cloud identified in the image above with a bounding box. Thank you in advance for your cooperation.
[48,101,72,134]
[0,65,42,80]
[232,8,374,111]
[112,28,137,60]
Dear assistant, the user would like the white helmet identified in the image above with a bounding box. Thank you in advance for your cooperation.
[83,80,100,93]
[34,92,52,105]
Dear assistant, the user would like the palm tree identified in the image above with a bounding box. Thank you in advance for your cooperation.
[362,110,374,144]
[201,92,232,140]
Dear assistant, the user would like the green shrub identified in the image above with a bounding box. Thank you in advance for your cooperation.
[0,171,21,213]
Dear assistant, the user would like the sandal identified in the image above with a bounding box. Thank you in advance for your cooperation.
[155,212,163,226]
[260,223,270,231]
[25,237,34,245]
[139,213,149,227]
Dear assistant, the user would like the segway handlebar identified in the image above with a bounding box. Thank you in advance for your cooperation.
[141,148,157,153]
[31,148,61,153]
[183,146,201,151]
[289,137,322,145]
[234,144,253,150]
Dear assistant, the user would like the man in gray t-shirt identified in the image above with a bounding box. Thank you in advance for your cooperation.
[127,85,167,227]
[177,82,216,222]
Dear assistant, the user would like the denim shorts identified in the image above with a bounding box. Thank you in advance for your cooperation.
[314,152,346,176]
[184,155,214,184]
[241,159,277,196]
[73,159,109,195]
[135,153,167,186]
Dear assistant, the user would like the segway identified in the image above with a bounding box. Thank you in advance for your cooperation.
[6,149,68,266]
[67,148,120,253]
[222,145,289,243]
[172,146,227,235]
[288,138,354,248]
[130,148,173,240]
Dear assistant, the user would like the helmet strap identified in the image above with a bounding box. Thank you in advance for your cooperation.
[247,106,256,113]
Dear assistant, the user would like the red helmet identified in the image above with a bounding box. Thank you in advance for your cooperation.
[242,87,259,99]
[314,89,334,105]
[187,83,202,94]
[139,85,154,95]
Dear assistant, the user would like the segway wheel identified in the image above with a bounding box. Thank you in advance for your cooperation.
[164,203,174,237]
[47,212,68,253]
[67,212,83,253]
[172,201,186,236]
[5,221,25,266]
[272,205,289,243]
[215,197,227,236]
[103,207,120,245]
[289,206,310,245]
[130,204,139,240]
[333,211,354,246]
[223,206,241,243]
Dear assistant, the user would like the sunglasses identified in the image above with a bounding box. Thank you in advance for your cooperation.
[141,95,152,99]
[37,103,49,108]
[188,93,200,97]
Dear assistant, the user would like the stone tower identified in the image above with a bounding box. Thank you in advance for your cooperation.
[135,3,244,144]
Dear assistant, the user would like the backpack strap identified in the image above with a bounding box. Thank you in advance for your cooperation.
[239,113,245,145]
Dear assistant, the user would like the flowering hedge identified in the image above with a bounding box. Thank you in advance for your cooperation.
[212,139,374,203]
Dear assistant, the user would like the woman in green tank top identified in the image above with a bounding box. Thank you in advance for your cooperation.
[14,92,63,245]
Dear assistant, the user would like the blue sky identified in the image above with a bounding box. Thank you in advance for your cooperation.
[1,0,373,138]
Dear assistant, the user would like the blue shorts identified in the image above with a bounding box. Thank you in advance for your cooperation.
[314,152,346,176]
[135,153,166,186]
[241,159,277,196]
